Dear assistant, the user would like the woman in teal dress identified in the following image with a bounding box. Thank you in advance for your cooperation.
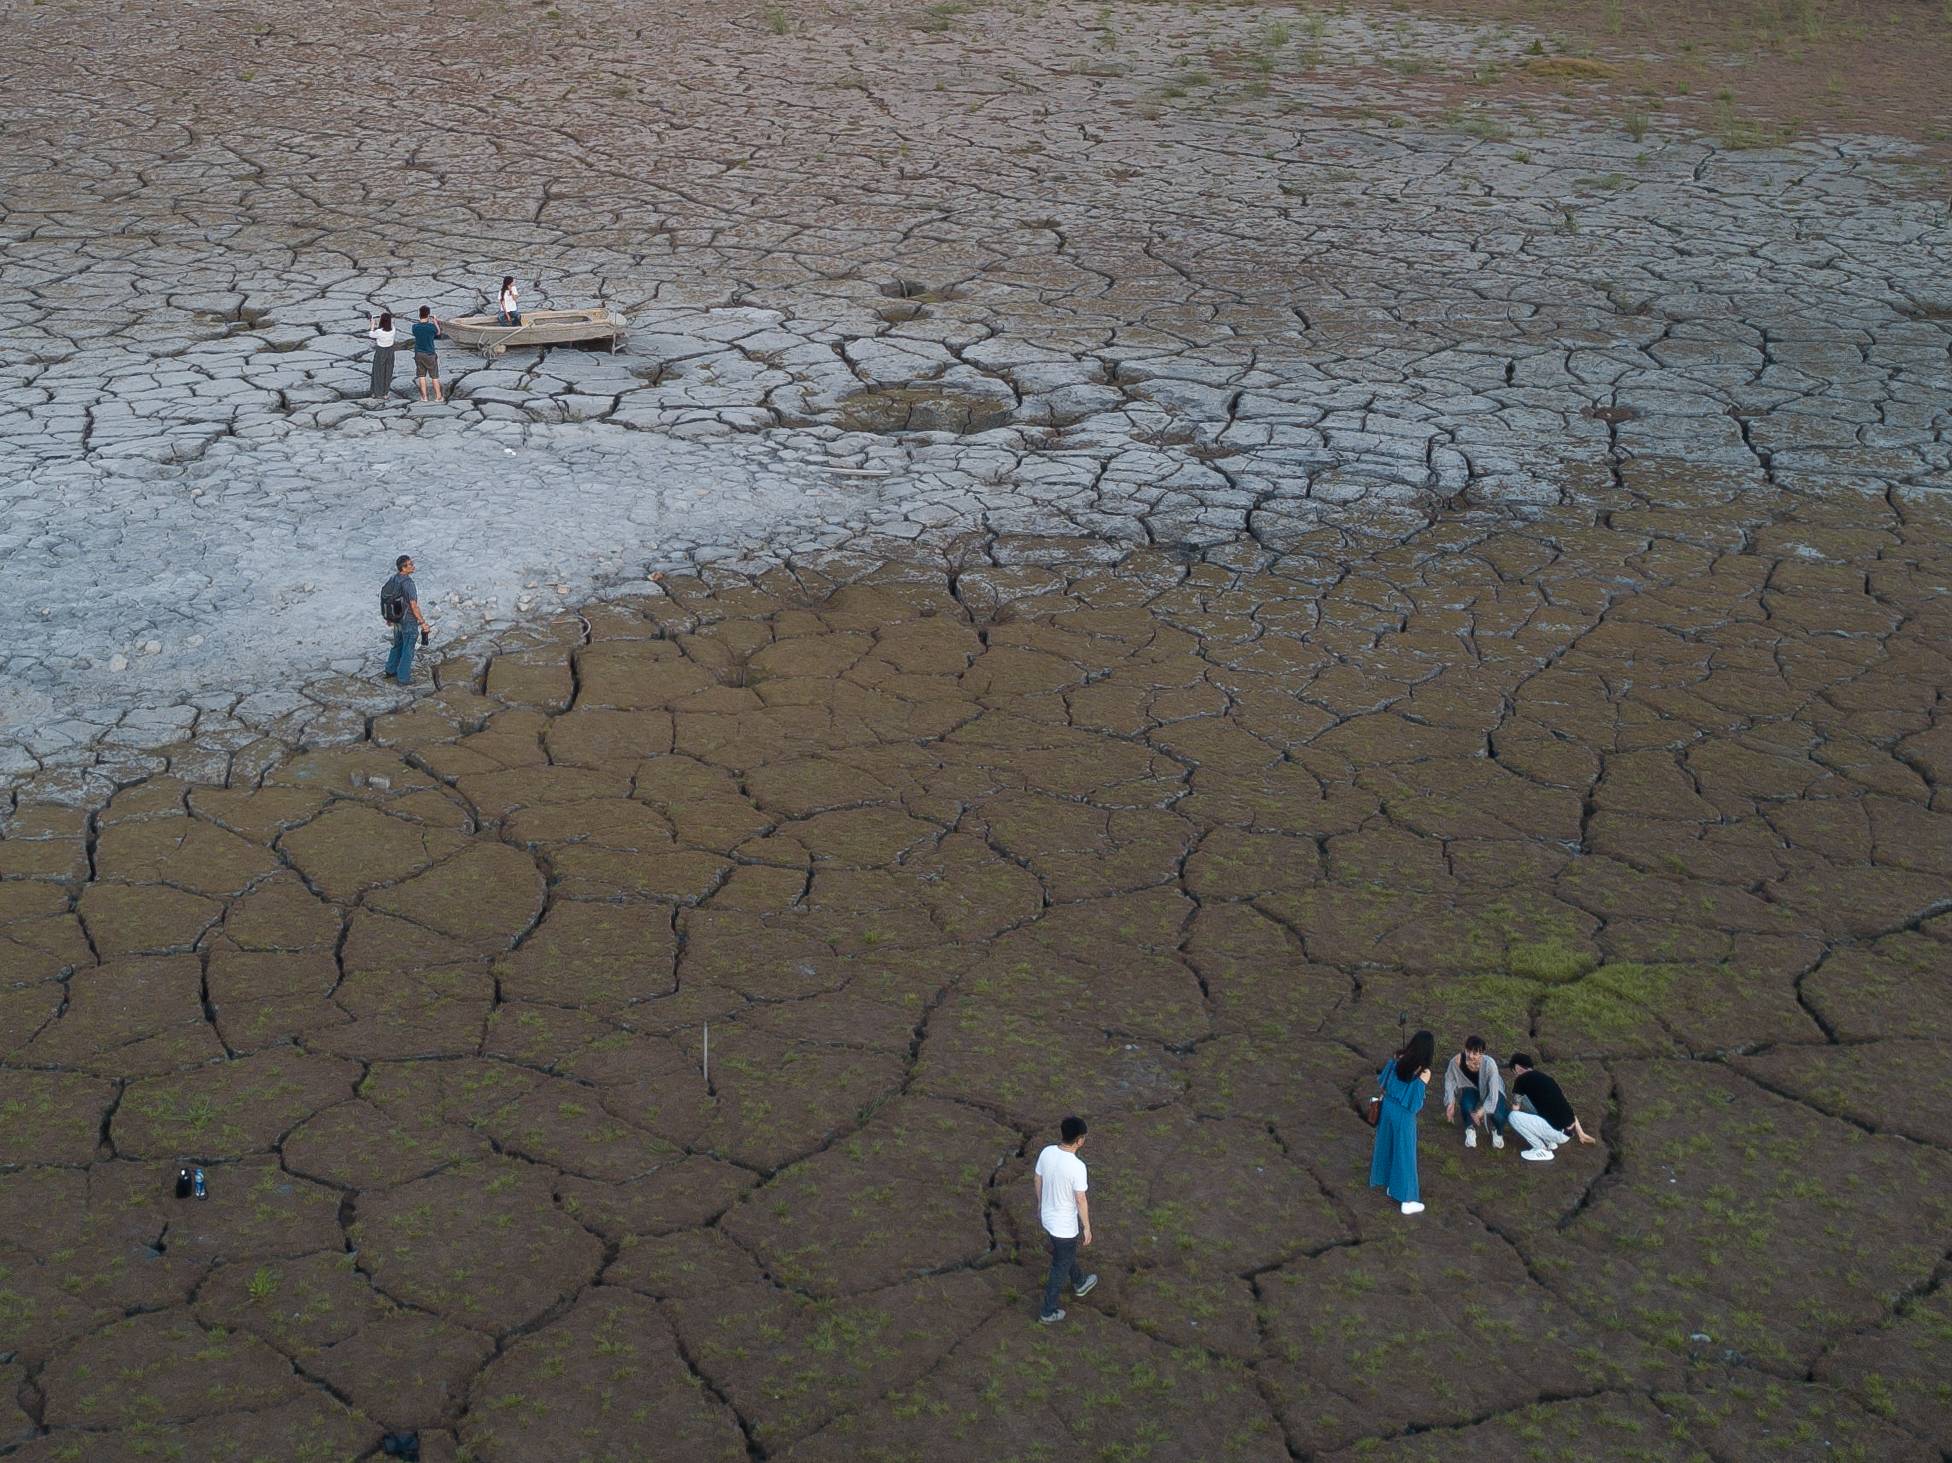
[1370,1029,1433,1215]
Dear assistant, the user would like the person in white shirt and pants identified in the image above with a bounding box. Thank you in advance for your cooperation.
[1033,1116,1098,1323]
[367,312,397,400]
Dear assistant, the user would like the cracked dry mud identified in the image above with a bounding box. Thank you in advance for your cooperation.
[7,546,1952,1460]
[3,0,1952,1458]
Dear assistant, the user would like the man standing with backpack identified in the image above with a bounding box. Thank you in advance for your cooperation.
[380,555,430,686]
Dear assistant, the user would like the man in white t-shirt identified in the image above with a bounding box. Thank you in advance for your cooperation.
[1032,1115,1097,1323]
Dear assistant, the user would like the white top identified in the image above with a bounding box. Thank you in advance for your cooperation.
[370,326,395,348]
[499,285,519,312]
[1035,1145,1088,1238]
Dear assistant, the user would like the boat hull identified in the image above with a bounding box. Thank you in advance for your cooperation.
[442,308,626,356]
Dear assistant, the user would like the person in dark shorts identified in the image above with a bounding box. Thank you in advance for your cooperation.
[1506,1054,1598,1162]
[411,306,444,403]
[381,554,431,686]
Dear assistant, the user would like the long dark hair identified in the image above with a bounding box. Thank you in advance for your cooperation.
[501,275,515,295]
[1395,1029,1434,1082]
[377,311,392,331]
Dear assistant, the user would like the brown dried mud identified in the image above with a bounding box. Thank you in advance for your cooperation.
[6,501,1952,1457]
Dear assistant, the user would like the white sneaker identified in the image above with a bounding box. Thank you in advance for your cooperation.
[1465,1128,1477,1149]
[1521,1148,1554,1162]
[1491,1130,1505,1150]
[1401,1201,1425,1215]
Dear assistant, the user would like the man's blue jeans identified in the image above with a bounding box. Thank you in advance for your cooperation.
[1041,1233,1083,1318]
[384,623,416,686]
[1459,1088,1511,1131]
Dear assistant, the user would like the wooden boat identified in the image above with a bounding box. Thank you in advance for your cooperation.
[441,307,626,358]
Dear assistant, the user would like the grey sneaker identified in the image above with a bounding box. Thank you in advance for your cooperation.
[1491,1130,1505,1150]
[1074,1274,1098,1298]
[1039,1309,1066,1324]
[1465,1127,1477,1149]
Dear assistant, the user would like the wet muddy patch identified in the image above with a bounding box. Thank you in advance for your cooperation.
[832,382,1015,435]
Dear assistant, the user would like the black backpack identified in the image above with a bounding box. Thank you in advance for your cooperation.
[380,574,407,625]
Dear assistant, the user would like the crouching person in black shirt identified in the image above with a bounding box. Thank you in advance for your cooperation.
[1505,1054,1598,1162]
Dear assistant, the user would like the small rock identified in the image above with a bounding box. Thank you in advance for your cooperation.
[108,654,129,673]
[186,635,204,648]
[141,640,162,655]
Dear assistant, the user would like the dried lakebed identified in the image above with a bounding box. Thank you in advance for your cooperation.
[4,524,1952,1459]
[3,0,1952,1457]
[1,0,1948,765]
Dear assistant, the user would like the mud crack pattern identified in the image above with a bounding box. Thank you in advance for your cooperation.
[3,0,1952,1456]
[1,0,1948,762]
[5,532,1952,1458]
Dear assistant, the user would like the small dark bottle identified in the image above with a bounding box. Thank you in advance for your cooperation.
[175,1167,192,1199]
[192,1167,208,1200]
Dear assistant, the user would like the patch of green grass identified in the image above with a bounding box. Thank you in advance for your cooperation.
[246,1266,279,1302]
[764,4,791,33]
[1508,937,1598,983]
[1713,90,1791,148]
[1441,106,1513,142]
[1523,55,1614,79]
[1544,963,1678,1042]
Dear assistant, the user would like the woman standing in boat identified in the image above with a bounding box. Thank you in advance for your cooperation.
[497,276,522,326]
[1369,1029,1433,1216]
